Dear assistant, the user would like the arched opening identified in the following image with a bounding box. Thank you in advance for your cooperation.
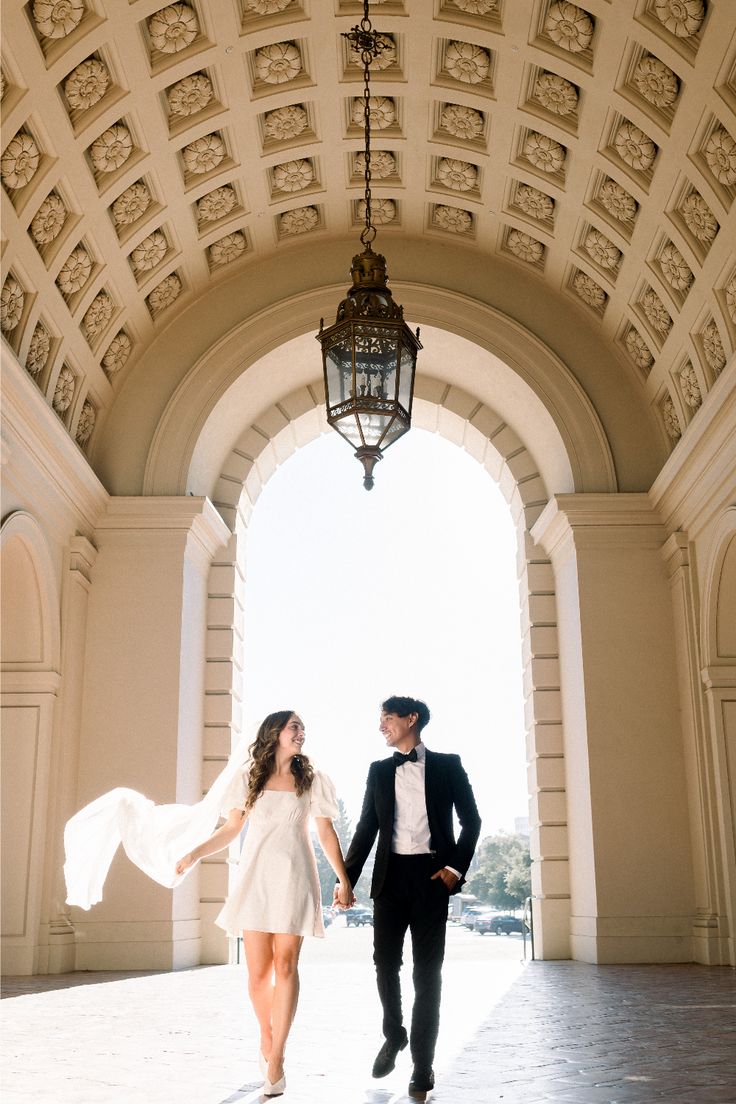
[700,508,736,966]
[196,339,572,963]
[241,428,528,835]
[0,512,61,975]
[140,306,622,501]
[703,516,736,665]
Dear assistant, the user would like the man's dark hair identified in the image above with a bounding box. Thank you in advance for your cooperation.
[382,696,431,733]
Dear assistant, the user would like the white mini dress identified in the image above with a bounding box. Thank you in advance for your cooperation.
[215,769,338,939]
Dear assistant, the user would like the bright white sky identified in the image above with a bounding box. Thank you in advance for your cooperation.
[242,427,528,837]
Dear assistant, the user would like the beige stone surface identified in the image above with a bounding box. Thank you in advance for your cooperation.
[1,0,735,979]
[0,0,733,489]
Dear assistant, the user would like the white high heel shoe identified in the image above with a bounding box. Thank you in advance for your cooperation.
[262,1073,286,1097]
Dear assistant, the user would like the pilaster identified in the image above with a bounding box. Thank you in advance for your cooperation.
[39,536,98,974]
[661,534,730,964]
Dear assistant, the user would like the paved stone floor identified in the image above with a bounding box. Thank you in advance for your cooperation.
[2,923,735,1104]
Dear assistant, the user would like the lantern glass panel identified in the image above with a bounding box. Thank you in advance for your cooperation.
[324,335,354,408]
[398,343,415,414]
[381,417,407,448]
[358,410,394,447]
[339,415,364,448]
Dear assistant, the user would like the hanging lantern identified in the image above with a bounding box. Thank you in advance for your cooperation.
[316,4,421,490]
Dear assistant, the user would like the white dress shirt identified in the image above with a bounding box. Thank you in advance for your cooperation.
[392,742,461,879]
[392,741,432,854]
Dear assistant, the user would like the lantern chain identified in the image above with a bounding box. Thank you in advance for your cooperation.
[344,0,388,246]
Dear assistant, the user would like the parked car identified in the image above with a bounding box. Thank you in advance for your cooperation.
[464,909,497,932]
[472,915,498,935]
[462,907,482,928]
[346,905,373,927]
[477,914,529,936]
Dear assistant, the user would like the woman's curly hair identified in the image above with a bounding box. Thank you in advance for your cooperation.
[244,710,314,811]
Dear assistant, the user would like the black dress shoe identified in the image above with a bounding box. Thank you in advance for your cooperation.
[371,1031,408,1078]
[408,1067,435,1100]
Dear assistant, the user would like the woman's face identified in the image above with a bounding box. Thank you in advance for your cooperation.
[277,714,305,755]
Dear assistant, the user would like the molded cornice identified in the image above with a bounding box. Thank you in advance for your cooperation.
[532,493,667,563]
[650,364,736,539]
[95,496,230,563]
[1,348,108,539]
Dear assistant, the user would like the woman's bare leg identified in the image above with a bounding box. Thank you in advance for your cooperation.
[268,933,304,1083]
[243,931,275,1062]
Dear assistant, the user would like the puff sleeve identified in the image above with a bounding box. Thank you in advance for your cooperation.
[309,771,339,819]
[219,767,247,817]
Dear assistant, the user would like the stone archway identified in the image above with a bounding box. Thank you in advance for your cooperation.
[196,377,571,963]
[0,511,61,975]
[134,294,620,967]
[141,291,621,500]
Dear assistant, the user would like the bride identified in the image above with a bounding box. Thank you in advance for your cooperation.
[65,709,353,1098]
[176,710,353,1095]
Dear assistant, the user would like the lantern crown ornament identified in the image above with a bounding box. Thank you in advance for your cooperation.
[316,2,421,490]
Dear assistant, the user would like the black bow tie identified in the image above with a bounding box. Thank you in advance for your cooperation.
[393,748,418,766]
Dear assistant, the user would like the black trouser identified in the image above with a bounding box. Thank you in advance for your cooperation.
[372,853,449,1073]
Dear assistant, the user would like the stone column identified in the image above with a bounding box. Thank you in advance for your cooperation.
[533,494,695,963]
[72,498,229,971]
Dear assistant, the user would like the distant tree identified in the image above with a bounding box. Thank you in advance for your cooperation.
[333,797,353,852]
[505,851,532,904]
[465,832,531,910]
[313,799,377,906]
[315,797,353,905]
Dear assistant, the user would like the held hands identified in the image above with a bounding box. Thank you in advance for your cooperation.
[431,867,459,892]
[332,881,355,909]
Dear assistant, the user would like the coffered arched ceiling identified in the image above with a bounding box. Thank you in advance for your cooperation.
[1,0,734,494]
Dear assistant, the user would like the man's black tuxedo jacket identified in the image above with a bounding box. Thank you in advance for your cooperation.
[344,750,482,899]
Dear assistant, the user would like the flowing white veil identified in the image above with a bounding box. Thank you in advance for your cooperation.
[64,735,251,910]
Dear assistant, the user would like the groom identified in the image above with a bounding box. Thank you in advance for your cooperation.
[341,696,481,1101]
